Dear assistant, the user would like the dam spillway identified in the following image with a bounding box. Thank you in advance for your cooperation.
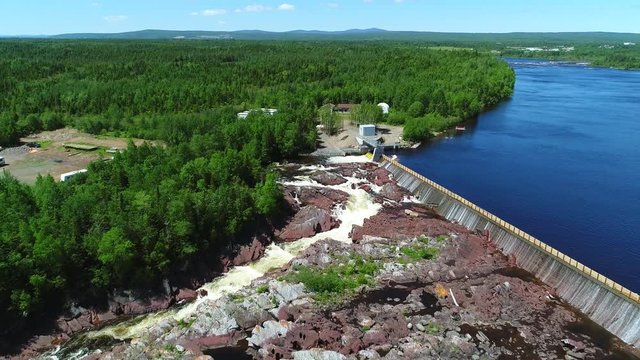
[380,155,640,348]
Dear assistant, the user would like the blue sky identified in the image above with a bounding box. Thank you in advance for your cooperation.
[1,0,640,35]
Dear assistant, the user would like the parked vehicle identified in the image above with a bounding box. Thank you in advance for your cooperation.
[0,156,5,166]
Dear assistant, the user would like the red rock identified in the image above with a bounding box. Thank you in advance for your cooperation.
[310,170,348,186]
[358,184,371,192]
[186,330,244,349]
[176,289,198,303]
[369,167,392,186]
[278,205,335,242]
[283,324,319,349]
[231,236,267,266]
[362,330,387,347]
[379,182,406,202]
[285,186,349,212]
[350,205,463,242]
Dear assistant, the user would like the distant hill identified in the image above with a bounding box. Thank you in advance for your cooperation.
[5,29,639,44]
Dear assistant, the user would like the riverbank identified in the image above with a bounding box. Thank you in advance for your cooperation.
[15,158,638,360]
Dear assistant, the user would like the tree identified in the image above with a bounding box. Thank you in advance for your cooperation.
[351,103,383,125]
[408,101,425,117]
[318,106,339,135]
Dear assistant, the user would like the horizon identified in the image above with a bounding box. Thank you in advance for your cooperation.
[2,0,640,36]
[4,28,640,38]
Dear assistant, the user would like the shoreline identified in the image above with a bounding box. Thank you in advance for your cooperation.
[16,158,639,359]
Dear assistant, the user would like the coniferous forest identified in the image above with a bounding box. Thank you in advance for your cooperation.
[0,40,514,333]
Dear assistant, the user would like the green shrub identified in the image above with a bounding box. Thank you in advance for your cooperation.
[400,245,439,261]
[285,255,379,301]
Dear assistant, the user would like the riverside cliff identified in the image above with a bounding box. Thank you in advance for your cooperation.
[17,158,640,360]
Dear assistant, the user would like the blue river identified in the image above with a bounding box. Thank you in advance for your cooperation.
[399,59,640,292]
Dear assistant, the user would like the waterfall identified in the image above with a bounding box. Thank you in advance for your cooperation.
[85,159,382,342]
[381,156,640,349]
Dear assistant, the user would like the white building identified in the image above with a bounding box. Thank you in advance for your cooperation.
[359,124,376,137]
[237,108,278,119]
[60,169,87,182]
[377,102,390,114]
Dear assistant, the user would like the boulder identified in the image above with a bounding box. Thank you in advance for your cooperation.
[175,289,198,303]
[231,236,268,266]
[272,282,306,303]
[311,171,348,186]
[379,183,405,202]
[368,167,393,186]
[285,186,349,212]
[278,206,335,241]
[293,349,347,360]
[248,320,292,347]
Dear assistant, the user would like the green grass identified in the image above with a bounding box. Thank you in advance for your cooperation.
[400,245,439,261]
[35,140,54,148]
[426,322,441,335]
[436,235,448,243]
[256,285,269,294]
[176,318,195,329]
[285,254,379,304]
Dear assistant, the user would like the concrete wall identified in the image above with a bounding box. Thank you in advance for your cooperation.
[381,155,640,348]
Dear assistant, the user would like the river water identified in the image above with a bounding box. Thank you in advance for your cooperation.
[399,59,640,292]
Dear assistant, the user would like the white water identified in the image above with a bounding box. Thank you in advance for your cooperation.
[326,155,371,164]
[91,161,381,341]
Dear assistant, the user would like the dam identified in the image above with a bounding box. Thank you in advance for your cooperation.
[380,155,640,348]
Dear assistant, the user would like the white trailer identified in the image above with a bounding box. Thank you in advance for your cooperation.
[60,169,87,182]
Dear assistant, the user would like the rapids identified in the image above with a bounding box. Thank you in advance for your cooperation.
[47,157,381,357]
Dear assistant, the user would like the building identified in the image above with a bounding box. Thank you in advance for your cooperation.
[359,124,376,137]
[237,108,278,119]
[335,104,356,113]
[60,169,88,182]
[377,102,390,114]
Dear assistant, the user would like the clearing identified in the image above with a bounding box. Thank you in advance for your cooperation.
[0,128,156,184]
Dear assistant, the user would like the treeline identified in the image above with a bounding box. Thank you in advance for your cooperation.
[0,110,309,336]
[0,40,514,144]
[501,45,640,70]
[0,40,514,339]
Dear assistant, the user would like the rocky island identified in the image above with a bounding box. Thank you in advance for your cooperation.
[19,157,638,360]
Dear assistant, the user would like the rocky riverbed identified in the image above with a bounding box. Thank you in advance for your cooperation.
[10,158,640,360]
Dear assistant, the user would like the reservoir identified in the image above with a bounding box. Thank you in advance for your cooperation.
[399,59,640,292]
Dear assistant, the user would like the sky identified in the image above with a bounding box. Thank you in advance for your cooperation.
[1,0,640,36]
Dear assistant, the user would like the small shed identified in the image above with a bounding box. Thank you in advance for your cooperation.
[336,104,356,113]
[377,102,390,114]
[359,124,376,137]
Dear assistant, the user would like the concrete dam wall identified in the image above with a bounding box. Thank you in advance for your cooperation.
[380,156,640,348]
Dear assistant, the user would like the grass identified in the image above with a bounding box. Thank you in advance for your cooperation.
[400,245,439,261]
[256,285,269,294]
[285,254,379,304]
[35,140,54,148]
[426,322,441,335]
[228,293,244,302]
[176,318,195,329]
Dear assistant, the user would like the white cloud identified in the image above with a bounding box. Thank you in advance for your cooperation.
[326,2,339,8]
[191,9,228,16]
[278,3,295,11]
[242,4,271,12]
[201,9,227,16]
[103,15,128,23]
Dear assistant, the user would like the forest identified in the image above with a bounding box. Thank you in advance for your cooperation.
[0,40,514,338]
